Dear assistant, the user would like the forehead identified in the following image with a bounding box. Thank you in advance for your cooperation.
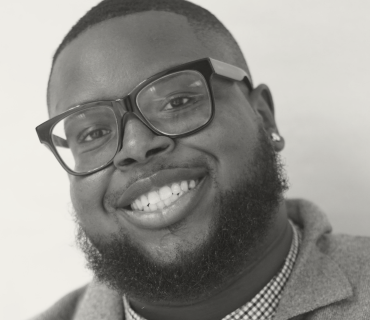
[49,11,222,117]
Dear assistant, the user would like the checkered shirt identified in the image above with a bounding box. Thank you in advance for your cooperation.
[123,221,300,320]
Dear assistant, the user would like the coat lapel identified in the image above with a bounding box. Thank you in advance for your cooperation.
[274,200,353,320]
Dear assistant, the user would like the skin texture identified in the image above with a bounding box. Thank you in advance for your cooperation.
[49,11,291,320]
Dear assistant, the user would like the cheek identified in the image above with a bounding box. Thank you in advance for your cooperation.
[69,168,115,235]
[198,97,260,185]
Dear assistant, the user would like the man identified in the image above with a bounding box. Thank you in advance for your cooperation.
[34,0,370,319]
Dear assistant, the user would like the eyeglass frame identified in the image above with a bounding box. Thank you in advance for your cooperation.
[36,57,253,176]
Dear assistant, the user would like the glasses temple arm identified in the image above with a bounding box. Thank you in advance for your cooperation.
[52,134,69,148]
[209,58,253,90]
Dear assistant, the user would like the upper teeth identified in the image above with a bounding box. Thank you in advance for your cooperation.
[131,180,198,212]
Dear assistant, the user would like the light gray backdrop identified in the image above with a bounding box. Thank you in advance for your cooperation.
[1,1,369,319]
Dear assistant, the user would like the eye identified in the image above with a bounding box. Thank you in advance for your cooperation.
[164,97,191,110]
[163,95,200,111]
[82,128,111,142]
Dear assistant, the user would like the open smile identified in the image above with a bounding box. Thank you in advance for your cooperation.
[130,179,200,212]
[116,168,208,229]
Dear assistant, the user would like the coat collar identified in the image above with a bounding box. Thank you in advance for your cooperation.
[73,281,123,320]
[274,199,353,320]
[73,199,353,320]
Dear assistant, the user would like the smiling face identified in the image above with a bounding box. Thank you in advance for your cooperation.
[48,11,286,303]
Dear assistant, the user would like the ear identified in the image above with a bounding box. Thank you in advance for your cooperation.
[249,84,285,152]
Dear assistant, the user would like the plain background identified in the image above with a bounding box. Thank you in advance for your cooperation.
[1,0,369,319]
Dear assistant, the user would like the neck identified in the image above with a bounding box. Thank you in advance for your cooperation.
[128,201,292,320]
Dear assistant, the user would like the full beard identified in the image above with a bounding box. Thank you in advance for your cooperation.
[76,127,288,303]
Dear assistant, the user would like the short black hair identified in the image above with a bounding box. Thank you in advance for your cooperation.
[48,0,250,105]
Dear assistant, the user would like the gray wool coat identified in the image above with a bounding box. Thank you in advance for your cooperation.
[31,199,370,320]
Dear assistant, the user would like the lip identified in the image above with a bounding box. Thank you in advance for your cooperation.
[116,168,208,229]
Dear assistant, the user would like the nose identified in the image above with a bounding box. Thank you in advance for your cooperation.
[113,114,175,170]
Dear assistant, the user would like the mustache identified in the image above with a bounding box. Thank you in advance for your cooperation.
[103,155,213,210]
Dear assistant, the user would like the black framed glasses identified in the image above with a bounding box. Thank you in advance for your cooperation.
[36,58,253,176]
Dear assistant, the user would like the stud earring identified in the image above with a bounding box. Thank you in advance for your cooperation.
[271,132,281,142]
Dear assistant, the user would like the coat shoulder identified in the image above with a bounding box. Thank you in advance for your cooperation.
[30,285,88,320]
[321,233,370,272]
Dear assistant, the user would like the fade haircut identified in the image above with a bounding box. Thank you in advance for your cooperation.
[48,0,251,105]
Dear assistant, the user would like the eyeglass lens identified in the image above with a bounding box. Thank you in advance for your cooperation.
[52,105,119,173]
[137,70,211,135]
[51,70,212,173]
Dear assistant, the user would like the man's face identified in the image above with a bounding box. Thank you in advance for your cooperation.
[49,12,285,302]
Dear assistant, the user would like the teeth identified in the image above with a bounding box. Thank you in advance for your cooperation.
[157,201,165,210]
[148,191,160,204]
[171,183,181,195]
[164,197,173,206]
[130,179,199,212]
[135,199,143,211]
[140,195,149,207]
[159,186,172,200]
[149,203,158,211]
[180,181,188,192]
[189,180,196,189]
[132,202,138,210]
